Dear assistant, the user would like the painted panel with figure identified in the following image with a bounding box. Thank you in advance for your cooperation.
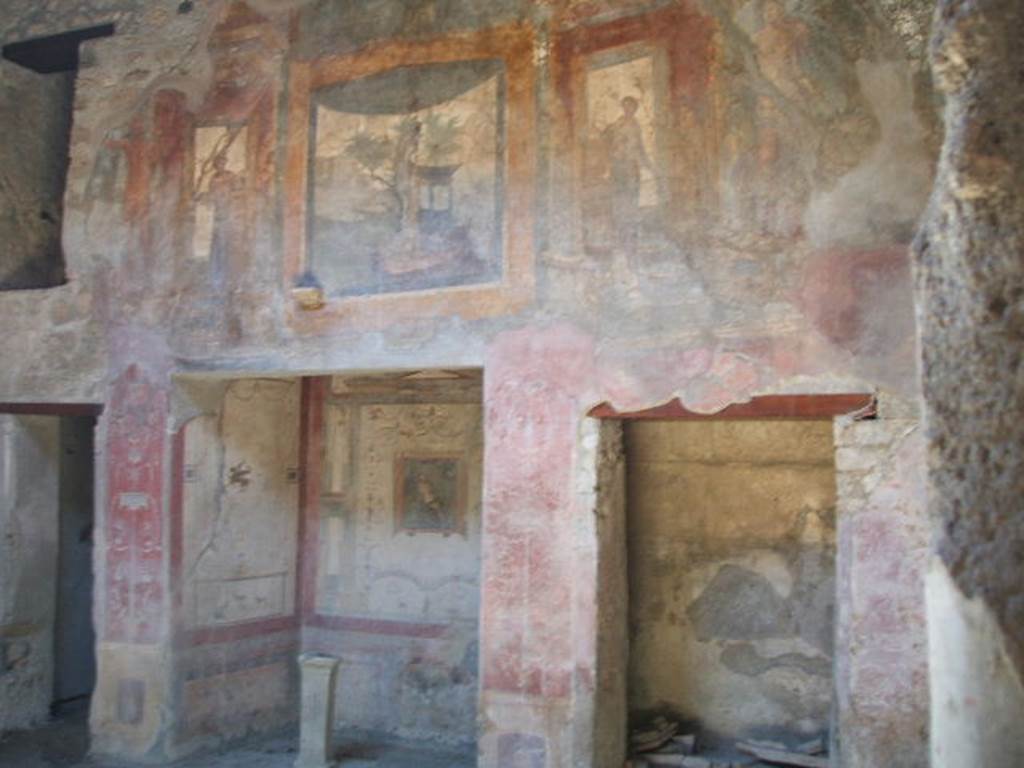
[191,125,248,280]
[394,454,464,534]
[283,27,536,326]
[580,44,668,259]
[311,61,505,296]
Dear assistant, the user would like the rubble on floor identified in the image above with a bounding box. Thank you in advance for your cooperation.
[627,719,828,768]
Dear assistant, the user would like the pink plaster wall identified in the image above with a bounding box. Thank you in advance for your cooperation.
[834,417,930,768]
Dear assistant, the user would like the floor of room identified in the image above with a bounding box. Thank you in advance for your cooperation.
[0,702,475,768]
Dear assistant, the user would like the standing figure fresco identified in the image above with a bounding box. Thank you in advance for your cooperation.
[603,95,654,250]
[580,46,672,281]
[749,0,815,236]
[310,60,506,297]
[192,125,247,289]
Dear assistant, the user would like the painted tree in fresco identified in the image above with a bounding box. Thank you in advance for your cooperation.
[344,113,462,231]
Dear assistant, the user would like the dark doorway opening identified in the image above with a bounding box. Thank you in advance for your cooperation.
[53,415,97,711]
[0,408,98,764]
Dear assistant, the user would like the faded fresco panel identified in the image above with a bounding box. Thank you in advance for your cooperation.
[182,380,300,629]
[315,402,482,621]
[582,46,664,256]
[394,454,463,534]
[311,61,506,296]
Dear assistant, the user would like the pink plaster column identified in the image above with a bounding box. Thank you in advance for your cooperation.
[91,363,174,761]
[103,364,168,644]
[479,326,599,768]
[833,408,930,768]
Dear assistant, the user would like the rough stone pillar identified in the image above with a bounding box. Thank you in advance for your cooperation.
[914,1,1024,765]
[576,418,628,768]
[295,654,339,768]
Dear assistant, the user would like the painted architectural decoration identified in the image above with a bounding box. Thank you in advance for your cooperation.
[105,366,167,645]
[313,400,481,622]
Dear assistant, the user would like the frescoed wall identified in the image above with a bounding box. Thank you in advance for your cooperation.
[304,374,483,745]
[181,380,300,632]
[0,0,939,765]
[168,378,302,755]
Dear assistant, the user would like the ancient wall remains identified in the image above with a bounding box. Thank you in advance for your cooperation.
[0,0,941,763]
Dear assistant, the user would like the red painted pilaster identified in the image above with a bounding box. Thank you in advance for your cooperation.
[104,364,169,645]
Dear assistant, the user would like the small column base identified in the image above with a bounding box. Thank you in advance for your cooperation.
[295,653,340,768]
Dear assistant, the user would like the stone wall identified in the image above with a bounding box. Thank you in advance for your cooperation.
[0,415,60,732]
[589,419,628,768]
[625,420,836,743]
[915,0,1024,764]
[0,61,71,290]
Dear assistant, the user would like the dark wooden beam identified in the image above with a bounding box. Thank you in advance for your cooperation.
[3,23,115,74]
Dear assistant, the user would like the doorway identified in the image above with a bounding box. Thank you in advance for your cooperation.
[54,415,97,710]
[0,411,97,744]
[588,394,873,766]
[625,418,837,756]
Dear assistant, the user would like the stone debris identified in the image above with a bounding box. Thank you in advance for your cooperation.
[672,734,697,755]
[630,716,679,753]
[796,737,825,755]
[628,722,829,768]
[736,741,829,767]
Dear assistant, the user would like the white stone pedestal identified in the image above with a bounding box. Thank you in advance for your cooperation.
[295,653,340,768]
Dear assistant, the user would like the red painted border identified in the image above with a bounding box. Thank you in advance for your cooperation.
[186,615,298,646]
[298,376,327,620]
[0,402,102,416]
[170,425,186,640]
[589,394,876,420]
[305,613,448,639]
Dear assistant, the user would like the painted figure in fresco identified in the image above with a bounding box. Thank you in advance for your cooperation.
[603,96,654,247]
[754,0,813,105]
[400,457,459,532]
[749,0,814,236]
[198,150,244,288]
[408,472,445,529]
[83,119,149,228]
[84,128,127,206]
[393,118,423,232]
